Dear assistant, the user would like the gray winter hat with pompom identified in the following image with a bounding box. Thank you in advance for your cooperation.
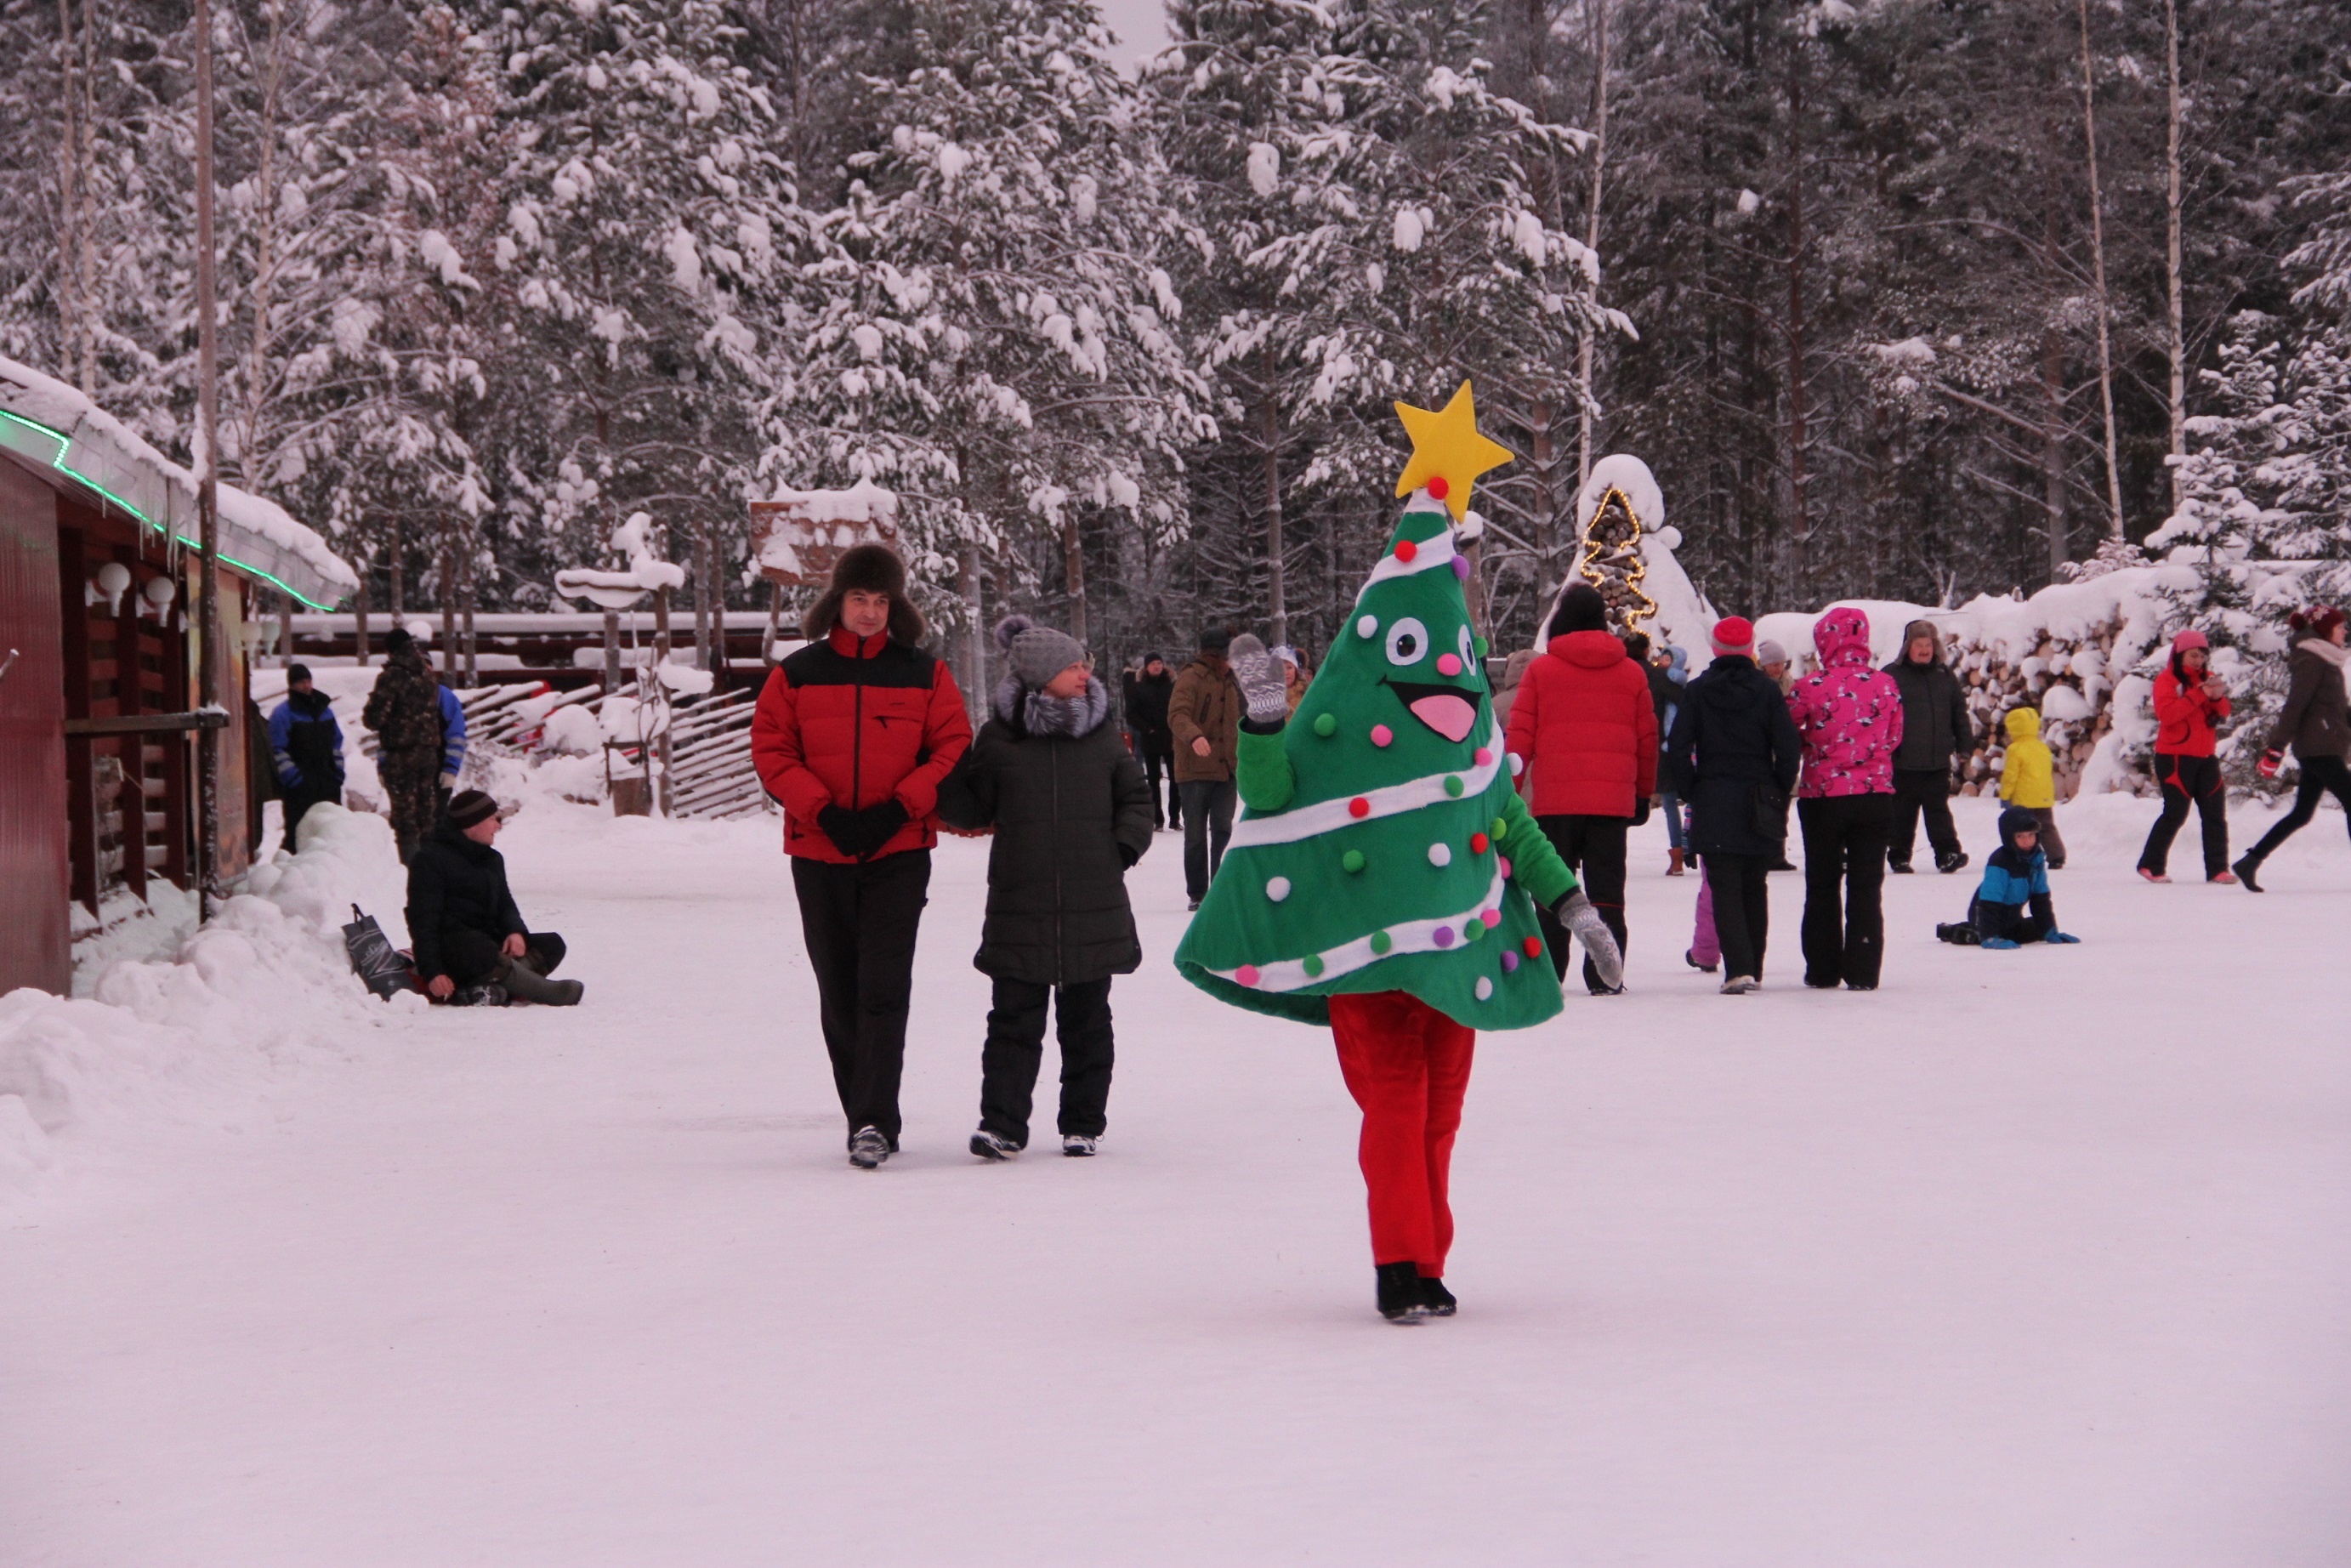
[996,614,1087,689]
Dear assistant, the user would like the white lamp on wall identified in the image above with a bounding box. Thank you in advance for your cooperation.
[142,575,178,622]
[89,560,133,614]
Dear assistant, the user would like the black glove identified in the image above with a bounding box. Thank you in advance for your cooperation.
[1632,796,1652,827]
[849,799,911,860]
[817,804,864,858]
[1117,842,1140,869]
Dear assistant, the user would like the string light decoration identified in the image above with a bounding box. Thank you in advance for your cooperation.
[1575,486,1660,633]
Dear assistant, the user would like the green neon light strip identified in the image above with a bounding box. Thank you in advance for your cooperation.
[0,406,344,610]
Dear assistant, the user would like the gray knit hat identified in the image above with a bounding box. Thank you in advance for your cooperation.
[994,614,1087,689]
[1756,639,1788,667]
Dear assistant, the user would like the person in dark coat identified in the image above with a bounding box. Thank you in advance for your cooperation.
[405,789,582,1006]
[750,543,973,1168]
[1884,618,1974,874]
[2235,605,2351,890]
[1122,652,1179,832]
[362,628,468,863]
[1168,628,1243,907]
[267,663,344,852]
[939,616,1154,1159]
[1664,616,1802,992]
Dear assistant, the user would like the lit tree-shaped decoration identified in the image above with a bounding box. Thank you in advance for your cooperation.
[1576,484,1660,633]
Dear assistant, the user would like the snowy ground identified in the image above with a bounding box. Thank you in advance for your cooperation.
[5,793,2350,1565]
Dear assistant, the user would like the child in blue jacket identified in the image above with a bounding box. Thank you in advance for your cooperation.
[1936,807,2081,948]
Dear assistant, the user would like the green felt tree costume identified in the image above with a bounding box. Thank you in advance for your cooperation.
[1173,498,1579,1029]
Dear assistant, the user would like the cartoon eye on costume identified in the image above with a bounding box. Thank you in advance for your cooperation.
[1385,617,1428,667]
[1457,624,1475,668]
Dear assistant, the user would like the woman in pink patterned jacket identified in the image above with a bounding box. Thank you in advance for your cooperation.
[1785,607,1905,990]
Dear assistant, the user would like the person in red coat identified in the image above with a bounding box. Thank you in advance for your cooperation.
[751,543,973,1168]
[2137,628,2235,883]
[1504,583,1659,993]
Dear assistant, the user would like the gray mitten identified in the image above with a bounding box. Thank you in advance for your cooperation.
[1229,633,1290,725]
[1552,888,1623,990]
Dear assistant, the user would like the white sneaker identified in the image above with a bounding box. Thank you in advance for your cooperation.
[969,1129,1020,1161]
[1062,1135,1099,1157]
[1720,974,1758,995]
[849,1126,890,1167]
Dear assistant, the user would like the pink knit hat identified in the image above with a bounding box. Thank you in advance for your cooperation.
[1710,616,1756,656]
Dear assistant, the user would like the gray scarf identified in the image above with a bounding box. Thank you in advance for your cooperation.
[994,673,1110,738]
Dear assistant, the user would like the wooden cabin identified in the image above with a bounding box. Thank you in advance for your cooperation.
[0,359,355,995]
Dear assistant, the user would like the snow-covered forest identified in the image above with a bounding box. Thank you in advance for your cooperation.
[3,0,2348,673]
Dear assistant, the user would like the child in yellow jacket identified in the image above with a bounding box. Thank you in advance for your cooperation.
[1996,706,2065,869]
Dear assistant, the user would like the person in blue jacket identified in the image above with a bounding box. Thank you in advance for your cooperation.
[267,663,344,851]
[1936,806,2081,948]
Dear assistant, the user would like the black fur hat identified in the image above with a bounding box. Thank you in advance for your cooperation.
[803,543,924,645]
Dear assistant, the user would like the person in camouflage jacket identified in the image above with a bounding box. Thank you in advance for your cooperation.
[364,628,467,862]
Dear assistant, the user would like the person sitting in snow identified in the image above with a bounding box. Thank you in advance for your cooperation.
[267,662,344,853]
[406,789,583,1006]
[1996,706,2065,870]
[1935,806,2080,950]
[938,616,1154,1161]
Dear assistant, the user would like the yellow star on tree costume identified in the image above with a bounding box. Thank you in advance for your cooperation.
[1393,381,1516,522]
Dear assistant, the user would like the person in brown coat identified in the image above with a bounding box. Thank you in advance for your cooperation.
[2235,605,2351,890]
[1168,627,1242,907]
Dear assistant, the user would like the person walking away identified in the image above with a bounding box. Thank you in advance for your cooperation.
[268,662,344,853]
[1935,807,2081,948]
[406,789,582,1006]
[1665,617,1802,993]
[1996,707,2066,869]
[2235,605,2351,891]
[1168,627,1242,909]
[1122,652,1178,831]
[2137,629,2235,883]
[751,543,973,1168]
[940,617,1154,1160]
[1504,584,1657,994]
[1785,608,1903,990]
[1655,644,1692,874]
[1885,620,1973,874]
[362,627,467,863]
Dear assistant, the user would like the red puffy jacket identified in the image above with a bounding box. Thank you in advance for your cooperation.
[751,627,973,863]
[2151,664,2229,757]
[1504,630,1660,816]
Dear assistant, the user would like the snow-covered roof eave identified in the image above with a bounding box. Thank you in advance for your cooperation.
[0,357,359,610]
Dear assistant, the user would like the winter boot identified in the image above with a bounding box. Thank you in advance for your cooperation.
[1376,1262,1428,1324]
[1719,974,1758,995]
[1935,849,1970,874]
[2232,855,2264,892]
[451,981,508,1008]
[970,1129,1021,1161]
[1061,1135,1099,1157]
[849,1126,890,1169]
[1888,860,1914,874]
[2137,866,2171,883]
[1684,949,1718,974]
[1935,922,1981,946]
[502,960,583,1007]
[1667,848,1685,878]
[1418,1276,1457,1317]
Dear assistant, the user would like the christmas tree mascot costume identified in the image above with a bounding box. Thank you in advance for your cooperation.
[1174,383,1624,1323]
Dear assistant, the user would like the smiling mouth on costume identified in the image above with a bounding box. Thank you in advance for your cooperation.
[1384,679,1481,743]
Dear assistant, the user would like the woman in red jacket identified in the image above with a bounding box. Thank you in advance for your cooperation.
[752,544,973,1167]
[1504,584,1659,993]
[2136,628,2235,884]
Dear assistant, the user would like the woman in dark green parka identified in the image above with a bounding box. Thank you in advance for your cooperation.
[938,616,1155,1158]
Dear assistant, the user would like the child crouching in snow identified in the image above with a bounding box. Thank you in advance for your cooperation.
[1936,807,2080,949]
[938,616,1155,1160]
[1996,707,2065,869]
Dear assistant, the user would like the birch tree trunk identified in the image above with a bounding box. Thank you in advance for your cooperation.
[2076,0,2127,542]
[2163,0,2187,514]
[1576,0,1609,496]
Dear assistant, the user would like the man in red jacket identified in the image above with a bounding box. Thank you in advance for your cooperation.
[1504,584,1659,994]
[752,543,973,1167]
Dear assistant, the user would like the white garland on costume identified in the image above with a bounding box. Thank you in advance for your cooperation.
[1350,504,1458,602]
[1207,862,1512,996]
[1226,717,1507,849]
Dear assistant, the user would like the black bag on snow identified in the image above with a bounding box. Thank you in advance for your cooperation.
[343,904,422,998]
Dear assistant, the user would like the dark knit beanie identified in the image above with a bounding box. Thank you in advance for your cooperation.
[1199,627,1234,655]
[447,789,499,829]
[288,663,314,685]
[1549,583,1608,639]
[385,627,414,654]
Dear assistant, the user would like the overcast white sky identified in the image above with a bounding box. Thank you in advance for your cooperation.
[1096,0,1171,66]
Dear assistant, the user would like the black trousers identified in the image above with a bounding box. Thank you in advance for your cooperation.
[792,850,932,1147]
[1179,779,1236,900]
[1535,814,1628,992]
[1798,793,1893,989]
[1888,768,1961,866]
[2246,753,2351,863]
[280,781,339,852]
[979,975,1116,1145]
[2140,754,2229,877]
[1138,743,1177,827]
[440,929,566,987]
[1704,853,1772,981]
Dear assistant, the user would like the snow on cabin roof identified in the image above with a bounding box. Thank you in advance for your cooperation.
[763,477,898,525]
[0,356,360,609]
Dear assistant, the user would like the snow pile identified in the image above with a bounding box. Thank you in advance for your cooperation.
[554,512,688,610]
[0,804,414,1203]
